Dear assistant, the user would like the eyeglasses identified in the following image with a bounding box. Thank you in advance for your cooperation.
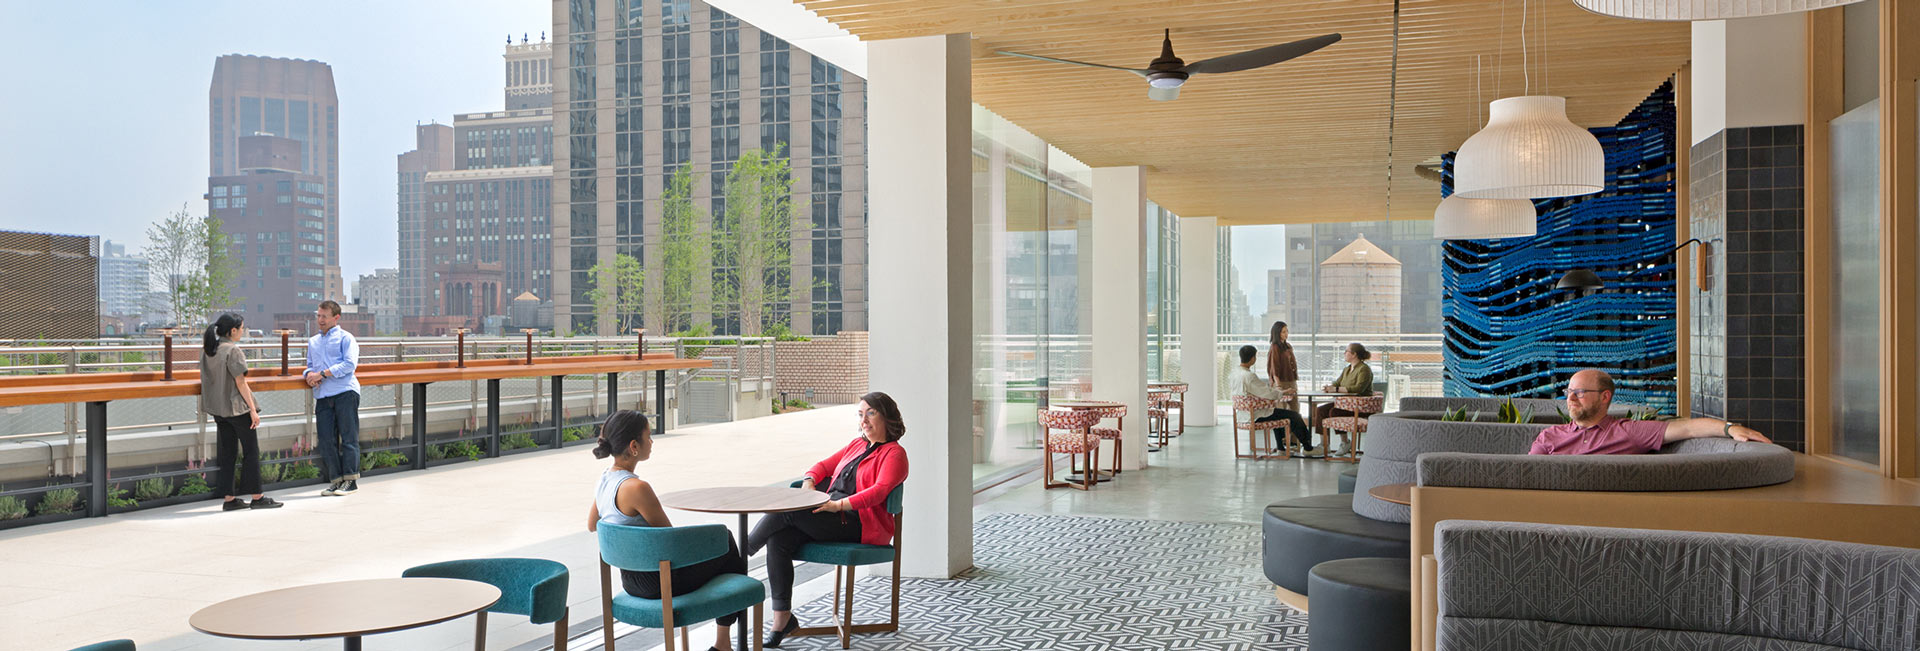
[1563,388,1606,399]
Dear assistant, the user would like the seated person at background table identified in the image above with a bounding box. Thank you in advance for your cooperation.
[1531,369,1772,455]
[1232,345,1314,455]
[749,391,909,648]
[1312,342,1375,442]
[588,410,748,651]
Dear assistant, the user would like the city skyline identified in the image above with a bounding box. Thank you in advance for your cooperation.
[0,1,546,294]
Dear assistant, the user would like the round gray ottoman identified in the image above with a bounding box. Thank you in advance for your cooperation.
[1337,466,1360,494]
[1308,557,1411,650]
[1261,494,1410,595]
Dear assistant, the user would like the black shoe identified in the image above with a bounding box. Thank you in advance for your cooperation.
[250,497,284,509]
[222,499,249,511]
[764,616,800,648]
[322,480,343,496]
[335,480,358,495]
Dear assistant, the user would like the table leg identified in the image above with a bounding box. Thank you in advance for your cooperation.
[738,512,751,651]
[344,635,362,651]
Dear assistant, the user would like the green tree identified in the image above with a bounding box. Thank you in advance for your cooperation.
[585,252,646,333]
[178,216,244,326]
[714,145,804,336]
[655,163,709,333]
[145,204,199,326]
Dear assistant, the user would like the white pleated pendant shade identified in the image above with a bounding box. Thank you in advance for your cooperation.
[1454,96,1605,200]
[1432,194,1538,239]
[1572,0,1866,21]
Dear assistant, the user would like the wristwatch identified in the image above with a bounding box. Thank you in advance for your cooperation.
[1723,421,1739,437]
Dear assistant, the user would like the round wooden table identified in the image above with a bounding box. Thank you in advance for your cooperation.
[1050,400,1124,482]
[659,486,830,651]
[1368,482,1414,506]
[189,577,501,651]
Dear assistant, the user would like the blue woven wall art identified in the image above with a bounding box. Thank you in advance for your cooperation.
[1442,82,1677,414]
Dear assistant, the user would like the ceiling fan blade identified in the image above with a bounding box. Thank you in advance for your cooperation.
[995,50,1150,77]
[1180,33,1341,75]
[1148,85,1182,101]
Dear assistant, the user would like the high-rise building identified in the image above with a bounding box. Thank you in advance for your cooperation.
[97,240,149,317]
[554,0,868,336]
[356,267,401,334]
[209,55,341,306]
[504,35,553,111]
[1284,221,1441,334]
[0,231,98,339]
[398,39,556,335]
[207,135,330,317]
[398,123,455,322]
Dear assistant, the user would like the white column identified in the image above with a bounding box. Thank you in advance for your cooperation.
[1090,166,1149,469]
[1690,14,1807,144]
[867,33,973,579]
[1179,216,1220,426]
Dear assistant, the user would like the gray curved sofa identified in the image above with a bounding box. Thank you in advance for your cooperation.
[1420,437,1795,492]
[1437,520,1920,651]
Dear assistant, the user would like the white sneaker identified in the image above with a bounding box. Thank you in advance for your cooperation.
[1302,446,1326,458]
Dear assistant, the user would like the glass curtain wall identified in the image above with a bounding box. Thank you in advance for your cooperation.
[971,105,1093,482]
[1146,202,1181,382]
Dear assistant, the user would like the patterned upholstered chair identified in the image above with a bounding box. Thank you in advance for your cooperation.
[402,558,571,650]
[1155,384,1187,438]
[1089,404,1129,476]
[1323,395,1384,462]
[1039,408,1103,490]
[1147,401,1171,445]
[1232,394,1292,460]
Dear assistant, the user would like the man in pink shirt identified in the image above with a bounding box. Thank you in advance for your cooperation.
[1530,369,1772,455]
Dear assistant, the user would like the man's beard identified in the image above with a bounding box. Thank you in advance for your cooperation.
[1573,404,1604,422]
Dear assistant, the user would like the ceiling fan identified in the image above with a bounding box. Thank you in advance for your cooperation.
[995,30,1342,101]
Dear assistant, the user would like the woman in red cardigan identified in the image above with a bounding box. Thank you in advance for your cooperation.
[748,391,909,647]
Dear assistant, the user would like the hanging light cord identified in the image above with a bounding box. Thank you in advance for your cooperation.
[1521,0,1529,94]
[1386,0,1400,220]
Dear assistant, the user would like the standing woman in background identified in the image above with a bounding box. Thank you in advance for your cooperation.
[201,313,281,511]
[1268,322,1308,447]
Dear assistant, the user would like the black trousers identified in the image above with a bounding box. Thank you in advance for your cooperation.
[1256,409,1311,447]
[623,537,749,626]
[213,413,261,497]
[747,508,863,610]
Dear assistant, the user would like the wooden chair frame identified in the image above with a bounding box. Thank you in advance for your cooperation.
[789,511,905,648]
[1324,396,1384,463]
[599,557,763,651]
[1040,411,1101,490]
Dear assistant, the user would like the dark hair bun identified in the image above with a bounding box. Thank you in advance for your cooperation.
[591,437,614,459]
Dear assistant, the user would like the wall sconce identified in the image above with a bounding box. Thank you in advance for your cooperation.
[1557,238,1713,292]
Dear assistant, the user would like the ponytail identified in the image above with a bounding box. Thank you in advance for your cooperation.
[204,313,243,357]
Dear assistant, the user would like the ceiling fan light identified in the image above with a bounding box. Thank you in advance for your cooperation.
[1572,0,1866,21]
[1454,95,1605,200]
[1147,72,1187,88]
[1432,195,1538,240]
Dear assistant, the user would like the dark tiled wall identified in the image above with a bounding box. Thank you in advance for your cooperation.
[1723,125,1805,450]
[1689,125,1806,451]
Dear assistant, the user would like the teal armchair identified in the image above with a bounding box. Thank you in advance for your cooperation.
[68,642,134,651]
[597,522,765,651]
[401,557,570,650]
[788,480,905,648]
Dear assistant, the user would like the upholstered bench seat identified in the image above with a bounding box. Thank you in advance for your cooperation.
[1309,557,1412,651]
[1261,494,1410,596]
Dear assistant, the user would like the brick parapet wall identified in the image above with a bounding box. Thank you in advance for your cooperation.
[772,331,869,405]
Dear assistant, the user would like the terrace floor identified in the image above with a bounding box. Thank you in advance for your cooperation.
[2,405,1345,651]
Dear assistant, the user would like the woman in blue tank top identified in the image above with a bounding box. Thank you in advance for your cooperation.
[589,410,748,651]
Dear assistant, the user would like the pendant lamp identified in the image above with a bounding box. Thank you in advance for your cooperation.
[1572,0,1865,21]
[1433,194,1537,239]
[1453,96,1604,199]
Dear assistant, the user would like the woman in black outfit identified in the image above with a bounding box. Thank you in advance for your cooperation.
[589,410,748,651]
[201,313,281,510]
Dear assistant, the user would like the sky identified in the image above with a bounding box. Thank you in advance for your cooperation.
[1230,224,1288,310]
[0,1,549,291]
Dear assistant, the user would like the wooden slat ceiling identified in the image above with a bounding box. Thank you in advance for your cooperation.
[798,0,1689,225]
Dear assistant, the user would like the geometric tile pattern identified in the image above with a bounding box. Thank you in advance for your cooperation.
[781,512,1311,650]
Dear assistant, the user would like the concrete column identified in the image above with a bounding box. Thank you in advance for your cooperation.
[1090,166,1148,469]
[867,33,973,579]
[1691,14,1808,144]
[1179,216,1220,426]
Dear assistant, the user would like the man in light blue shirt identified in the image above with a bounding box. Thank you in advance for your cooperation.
[305,300,362,496]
